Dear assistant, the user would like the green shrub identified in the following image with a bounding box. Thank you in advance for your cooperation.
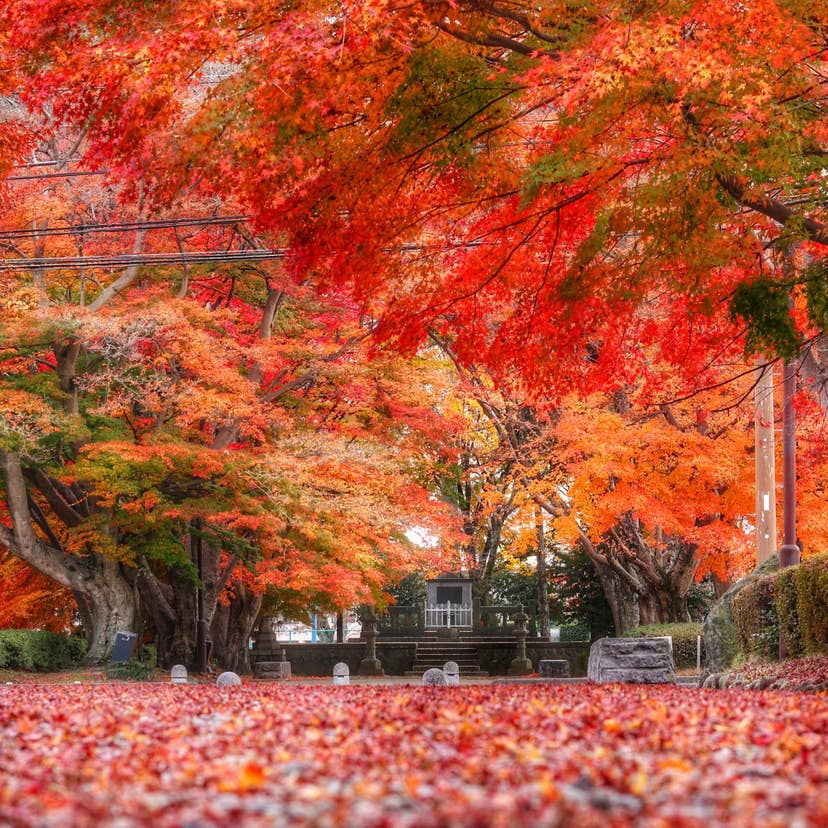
[103,660,156,681]
[622,622,704,669]
[774,567,802,657]
[0,629,86,671]
[732,575,778,659]
[793,553,828,653]
[559,624,590,642]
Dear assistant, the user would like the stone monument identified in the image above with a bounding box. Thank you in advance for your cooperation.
[170,664,188,685]
[588,637,675,684]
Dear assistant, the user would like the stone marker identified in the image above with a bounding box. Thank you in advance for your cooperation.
[254,661,291,679]
[333,663,350,686]
[170,664,188,685]
[588,637,675,684]
[538,659,570,679]
[443,661,460,686]
[422,668,447,686]
[216,671,242,687]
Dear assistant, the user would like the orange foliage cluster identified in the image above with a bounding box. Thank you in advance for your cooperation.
[0,550,75,631]
[0,683,826,826]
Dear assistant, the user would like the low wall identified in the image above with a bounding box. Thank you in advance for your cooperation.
[260,640,590,677]
[478,641,590,677]
[270,642,418,677]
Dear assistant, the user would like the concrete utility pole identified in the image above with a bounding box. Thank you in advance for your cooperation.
[779,357,800,569]
[754,360,777,565]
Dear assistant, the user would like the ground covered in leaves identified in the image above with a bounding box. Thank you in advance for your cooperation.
[1,683,826,827]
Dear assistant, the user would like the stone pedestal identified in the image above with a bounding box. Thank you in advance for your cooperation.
[253,661,291,679]
[588,637,675,684]
[538,659,570,678]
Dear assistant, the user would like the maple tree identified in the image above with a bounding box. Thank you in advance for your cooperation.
[3,0,826,399]
[0,115,464,667]
[3,0,828,665]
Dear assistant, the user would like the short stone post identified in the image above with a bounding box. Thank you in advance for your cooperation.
[333,662,350,686]
[422,668,447,686]
[170,664,188,685]
[508,611,533,676]
[443,661,460,686]
[358,608,385,676]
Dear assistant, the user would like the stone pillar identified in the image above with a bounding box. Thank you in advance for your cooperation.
[508,611,533,676]
[358,608,385,676]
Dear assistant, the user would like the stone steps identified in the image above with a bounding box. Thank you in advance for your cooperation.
[409,641,486,677]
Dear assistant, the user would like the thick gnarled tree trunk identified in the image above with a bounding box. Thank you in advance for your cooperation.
[210,583,263,673]
[0,450,136,662]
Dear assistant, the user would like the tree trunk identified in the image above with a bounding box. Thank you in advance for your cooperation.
[0,450,136,663]
[210,583,263,673]
[594,562,639,635]
[536,512,550,640]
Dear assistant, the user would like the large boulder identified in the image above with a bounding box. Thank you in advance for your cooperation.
[703,553,779,673]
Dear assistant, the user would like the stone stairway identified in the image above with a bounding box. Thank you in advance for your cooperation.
[406,641,488,677]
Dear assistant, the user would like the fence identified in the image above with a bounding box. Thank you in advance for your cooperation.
[424,602,473,629]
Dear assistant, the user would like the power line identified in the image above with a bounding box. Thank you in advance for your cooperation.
[5,170,106,182]
[0,249,287,270]
[10,160,84,169]
[0,215,253,241]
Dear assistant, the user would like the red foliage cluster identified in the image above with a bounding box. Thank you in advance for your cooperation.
[729,656,828,690]
[0,683,826,826]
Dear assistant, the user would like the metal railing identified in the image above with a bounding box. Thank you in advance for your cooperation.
[424,602,473,629]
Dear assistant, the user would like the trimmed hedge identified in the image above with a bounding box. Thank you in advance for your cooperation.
[774,567,802,658]
[789,553,828,653]
[622,622,704,669]
[732,575,778,659]
[725,552,828,662]
[0,629,87,671]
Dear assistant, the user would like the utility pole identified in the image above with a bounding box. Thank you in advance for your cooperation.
[754,360,777,565]
[779,357,800,569]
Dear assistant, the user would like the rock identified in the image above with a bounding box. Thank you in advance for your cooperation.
[588,638,675,684]
[216,671,242,687]
[539,659,570,678]
[422,668,447,686]
[703,553,779,673]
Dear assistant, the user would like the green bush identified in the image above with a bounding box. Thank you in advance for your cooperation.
[559,624,590,642]
[622,622,704,669]
[0,629,87,671]
[793,553,828,653]
[774,567,802,657]
[732,575,778,659]
[103,660,156,681]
